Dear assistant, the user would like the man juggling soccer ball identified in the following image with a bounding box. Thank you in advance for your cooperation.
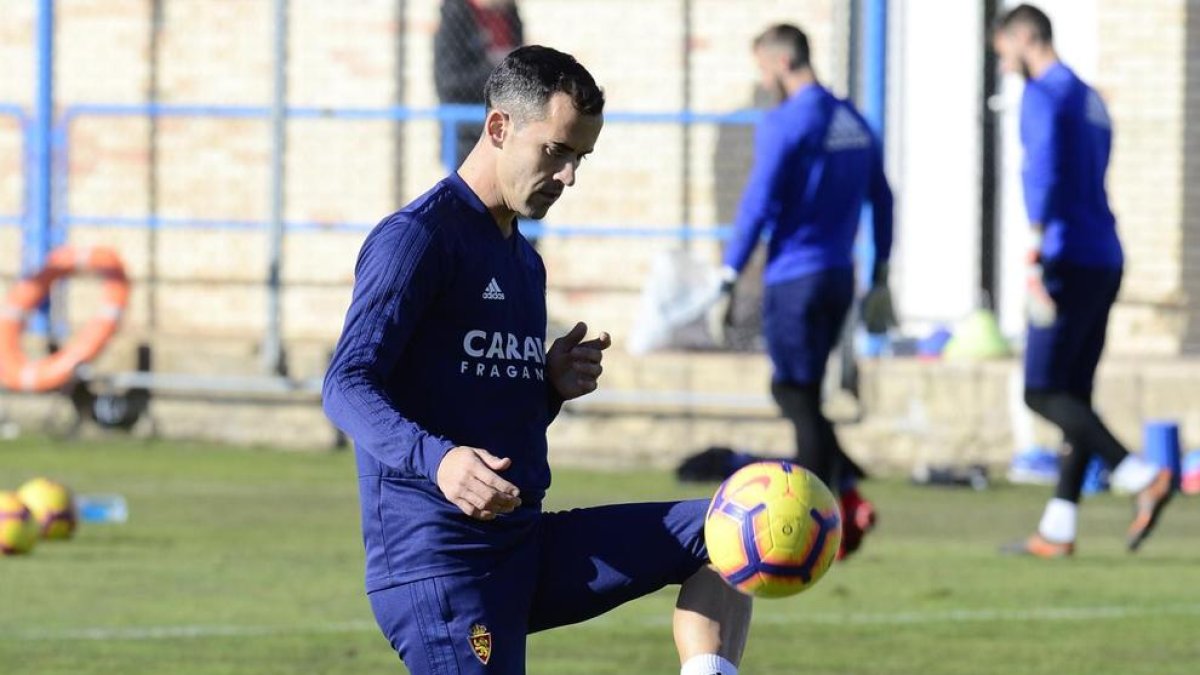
[713,24,895,560]
[994,5,1173,558]
[324,47,754,675]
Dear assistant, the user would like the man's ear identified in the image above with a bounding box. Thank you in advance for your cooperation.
[485,109,508,147]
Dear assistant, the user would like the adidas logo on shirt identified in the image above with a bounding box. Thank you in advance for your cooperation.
[824,106,872,152]
[482,278,506,301]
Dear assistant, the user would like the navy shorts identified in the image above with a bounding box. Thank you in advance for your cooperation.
[1024,262,1122,396]
[369,500,709,674]
[763,267,854,385]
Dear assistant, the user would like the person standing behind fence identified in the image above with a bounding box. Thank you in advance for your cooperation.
[993,4,1174,558]
[435,0,524,169]
[712,23,895,561]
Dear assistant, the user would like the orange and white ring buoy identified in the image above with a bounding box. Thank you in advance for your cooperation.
[0,246,130,392]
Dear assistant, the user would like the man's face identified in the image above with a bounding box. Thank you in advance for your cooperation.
[493,92,603,220]
[754,46,789,103]
[993,26,1032,78]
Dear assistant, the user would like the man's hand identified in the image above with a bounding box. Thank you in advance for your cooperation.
[547,322,611,401]
[435,446,521,521]
[1026,260,1057,328]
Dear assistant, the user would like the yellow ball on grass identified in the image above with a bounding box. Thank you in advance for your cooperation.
[17,477,78,541]
[0,491,38,555]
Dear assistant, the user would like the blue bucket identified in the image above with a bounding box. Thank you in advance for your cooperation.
[1143,420,1182,489]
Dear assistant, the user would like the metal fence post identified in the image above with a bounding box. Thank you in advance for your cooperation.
[263,0,289,376]
[681,0,693,249]
[441,118,458,172]
[26,0,55,337]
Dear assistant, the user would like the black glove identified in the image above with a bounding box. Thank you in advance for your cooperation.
[707,268,738,346]
[861,261,897,335]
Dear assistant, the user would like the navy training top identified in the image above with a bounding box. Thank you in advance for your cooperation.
[1020,61,1123,268]
[323,173,559,592]
[722,83,894,285]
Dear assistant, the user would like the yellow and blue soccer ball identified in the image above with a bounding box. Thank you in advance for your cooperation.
[17,477,77,540]
[0,491,38,555]
[704,461,842,598]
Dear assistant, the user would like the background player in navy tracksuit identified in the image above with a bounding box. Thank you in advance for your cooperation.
[715,24,893,560]
[994,5,1173,558]
[324,47,752,675]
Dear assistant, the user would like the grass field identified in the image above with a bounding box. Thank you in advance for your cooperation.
[1,436,1197,674]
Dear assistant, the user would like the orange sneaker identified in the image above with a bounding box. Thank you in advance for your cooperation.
[1000,534,1075,558]
[1127,469,1174,552]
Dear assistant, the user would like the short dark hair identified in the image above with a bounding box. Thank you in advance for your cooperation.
[484,45,605,121]
[753,24,811,71]
[998,4,1053,43]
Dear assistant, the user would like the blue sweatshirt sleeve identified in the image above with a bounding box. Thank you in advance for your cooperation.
[322,215,456,482]
[868,135,894,266]
[722,114,792,274]
[1021,86,1059,225]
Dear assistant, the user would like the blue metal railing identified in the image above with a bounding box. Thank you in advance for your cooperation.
[48,103,758,240]
[1,103,759,238]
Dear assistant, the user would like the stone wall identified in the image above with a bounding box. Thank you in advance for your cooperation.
[1095,0,1198,355]
[0,0,847,351]
[5,350,1200,473]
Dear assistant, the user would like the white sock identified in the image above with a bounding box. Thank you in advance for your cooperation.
[1037,498,1077,543]
[1111,455,1160,494]
[681,654,738,675]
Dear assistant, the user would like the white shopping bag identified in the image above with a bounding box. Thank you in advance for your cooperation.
[627,249,723,355]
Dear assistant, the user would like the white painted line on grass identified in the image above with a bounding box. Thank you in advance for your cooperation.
[579,602,1200,630]
[8,603,1200,642]
[8,620,378,642]
[737,602,1200,627]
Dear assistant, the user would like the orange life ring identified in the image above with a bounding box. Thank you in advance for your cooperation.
[0,246,130,392]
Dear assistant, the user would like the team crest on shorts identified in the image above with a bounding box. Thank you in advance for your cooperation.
[468,623,492,665]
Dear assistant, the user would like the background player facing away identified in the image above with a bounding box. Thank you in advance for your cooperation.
[715,24,894,559]
[323,46,751,675]
[993,5,1173,558]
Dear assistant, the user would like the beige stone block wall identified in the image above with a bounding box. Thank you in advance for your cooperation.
[7,349,1200,468]
[285,119,397,227]
[689,0,849,109]
[1,1,843,350]
[1182,0,1200,351]
[57,0,150,104]
[159,0,273,106]
[288,0,400,108]
[67,117,151,218]
[154,118,270,220]
[0,2,35,106]
[12,0,400,347]
[0,229,20,285]
[0,118,22,228]
[1097,0,1192,354]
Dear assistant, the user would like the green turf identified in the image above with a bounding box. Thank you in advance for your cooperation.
[1,436,1197,674]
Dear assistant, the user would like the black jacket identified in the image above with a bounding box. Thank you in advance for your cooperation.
[434,0,524,104]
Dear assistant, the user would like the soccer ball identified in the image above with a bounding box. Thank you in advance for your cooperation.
[704,461,842,598]
[17,477,77,540]
[0,491,38,555]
